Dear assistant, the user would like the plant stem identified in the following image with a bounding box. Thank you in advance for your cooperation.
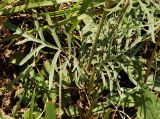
[87,0,129,71]
[87,0,108,71]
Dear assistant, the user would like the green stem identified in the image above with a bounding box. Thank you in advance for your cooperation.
[87,0,108,71]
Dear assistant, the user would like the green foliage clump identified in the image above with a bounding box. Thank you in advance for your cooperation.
[0,0,160,118]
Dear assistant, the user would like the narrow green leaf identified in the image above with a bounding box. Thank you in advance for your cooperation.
[19,45,45,65]
[45,102,56,119]
[33,10,46,42]
[138,0,156,42]
[46,13,61,49]
[10,65,32,86]
[64,32,72,54]
[49,50,61,89]
[5,21,44,44]
[5,22,59,50]
[29,88,36,119]
[69,20,80,33]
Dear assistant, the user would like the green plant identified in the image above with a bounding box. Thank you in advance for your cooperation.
[0,0,160,119]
